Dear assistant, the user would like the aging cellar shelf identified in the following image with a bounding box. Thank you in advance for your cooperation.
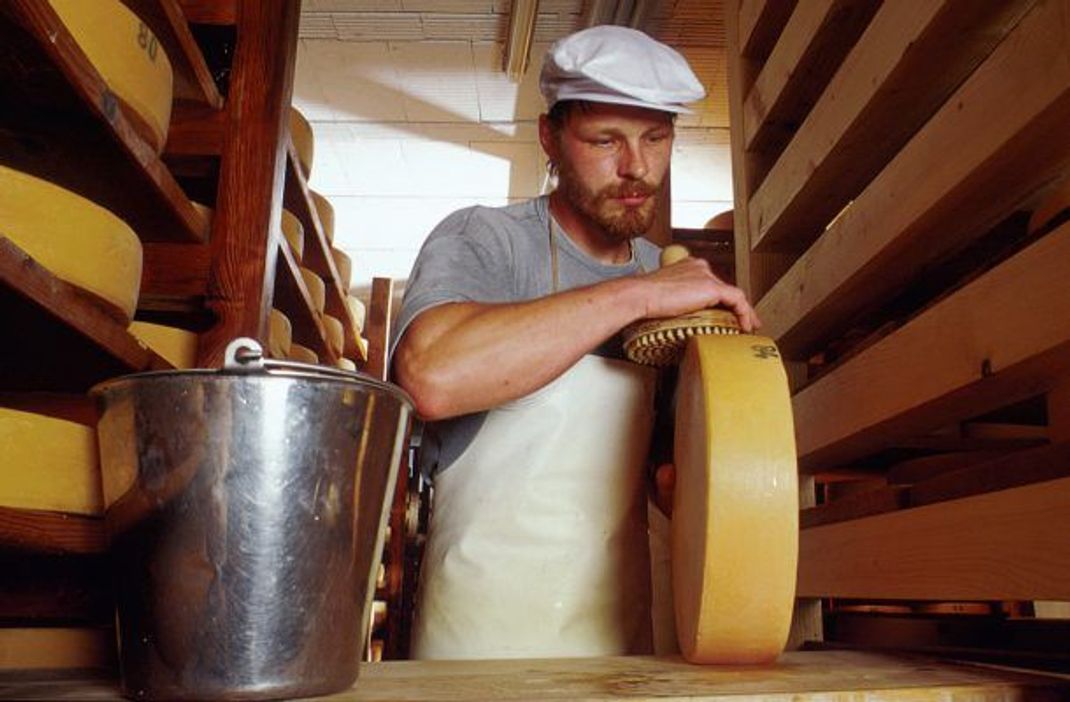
[0,0,209,244]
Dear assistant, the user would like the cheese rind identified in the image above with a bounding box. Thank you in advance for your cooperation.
[323,314,344,357]
[290,107,315,176]
[347,296,366,333]
[289,343,319,365]
[48,0,174,153]
[269,309,293,359]
[310,191,335,243]
[331,247,352,290]
[0,408,102,516]
[299,267,327,314]
[281,208,305,262]
[673,333,798,664]
[336,357,357,372]
[129,321,198,368]
[0,166,143,323]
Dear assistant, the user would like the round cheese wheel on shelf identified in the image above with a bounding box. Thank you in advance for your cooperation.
[281,208,304,262]
[288,343,319,365]
[323,314,344,357]
[129,321,198,368]
[48,0,174,153]
[0,407,102,516]
[673,333,798,664]
[336,357,357,372]
[310,190,335,243]
[290,107,314,177]
[331,247,352,291]
[269,309,293,359]
[298,267,326,314]
[0,165,142,323]
[347,295,366,332]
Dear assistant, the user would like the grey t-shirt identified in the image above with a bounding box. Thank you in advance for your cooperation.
[392,195,661,477]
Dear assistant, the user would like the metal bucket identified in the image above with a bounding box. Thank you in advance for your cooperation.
[91,339,413,701]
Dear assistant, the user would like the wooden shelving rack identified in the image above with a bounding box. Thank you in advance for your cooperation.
[726,0,1070,667]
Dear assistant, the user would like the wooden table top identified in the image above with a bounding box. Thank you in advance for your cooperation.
[2,651,1068,701]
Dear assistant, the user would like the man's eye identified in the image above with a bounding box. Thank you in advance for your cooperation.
[590,138,615,148]
[647,133,669,143]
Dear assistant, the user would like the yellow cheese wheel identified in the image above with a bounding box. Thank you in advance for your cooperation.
[673,333,798,664]
[129,321,198,369]
[347,295,366,332]
[0,628,114,671]
[288,343,319,365]
[323,314,344,357]
[48,0,174,153]
[331,247,352,290]
[0,166,142,323]
[310,190,335,243]
[299,267,326,314]
[269,309,293,359]
[336,357,357,372]
[281,208,304,262]
[0,408,102,516]
[290,107,314,177]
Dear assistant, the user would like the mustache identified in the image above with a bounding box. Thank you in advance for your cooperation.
[600,181,659,199]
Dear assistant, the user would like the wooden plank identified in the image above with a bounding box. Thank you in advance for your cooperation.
[1049,375,1070,442]
[176,0,236,25]
[724,0,796,302]
[4,651,1070,700]
[885,451,1011,485]
[801,485,906,529]
[757,0,1070,357]
[272,241,336,365]
[164,101,226,156]
[120,0,224,109]
[140,242,211,302]
[741,0,880,157]
[798,477,1070,600]
[365,278,394,382]
[197,0,300,366]
[787,475,823,649]
[737,0,796,60]
[793,222,1070,470]
[0,240,172,392]
[748,0,1035,254]
[0,507,106,555]
[0,3,209,244]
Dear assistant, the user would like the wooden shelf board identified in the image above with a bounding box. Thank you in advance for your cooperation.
[284,144,366,362]
[274,240,338,365]
[0,1,208,244]
[0,506,106,556]
[120,0,223,109]
[3,651,1069,700]
[176,0,236,25]
[0,239,173,392]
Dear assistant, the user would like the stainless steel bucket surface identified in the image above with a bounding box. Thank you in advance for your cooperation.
[91,339,413,701]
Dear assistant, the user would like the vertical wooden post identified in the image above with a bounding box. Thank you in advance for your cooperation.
[197,0,301,366]
[365,277,395,382]
[1036,375,1070,618]
[787,474,824,648]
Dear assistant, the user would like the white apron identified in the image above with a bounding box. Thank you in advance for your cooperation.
[410,219,659,660]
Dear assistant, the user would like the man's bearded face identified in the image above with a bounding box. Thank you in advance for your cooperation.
[555,155,662,240]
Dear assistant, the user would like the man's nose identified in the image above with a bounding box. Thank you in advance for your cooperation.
[618,141,649,180]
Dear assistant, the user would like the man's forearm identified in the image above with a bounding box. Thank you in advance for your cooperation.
[394,275,646,419]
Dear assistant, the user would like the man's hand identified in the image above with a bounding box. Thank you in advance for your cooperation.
[638,256,761,332]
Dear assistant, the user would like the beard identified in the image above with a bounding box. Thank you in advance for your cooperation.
[555,161,661,241]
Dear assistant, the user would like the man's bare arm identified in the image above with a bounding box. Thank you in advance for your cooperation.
[393,257,758,419]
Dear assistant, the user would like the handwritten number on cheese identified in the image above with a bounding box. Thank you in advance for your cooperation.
[137,23,158,62]
[752,345,780,360]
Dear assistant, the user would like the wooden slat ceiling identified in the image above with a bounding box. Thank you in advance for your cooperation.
[298,0,725,48]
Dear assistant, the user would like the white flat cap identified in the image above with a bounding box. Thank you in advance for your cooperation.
[540,25,706,114]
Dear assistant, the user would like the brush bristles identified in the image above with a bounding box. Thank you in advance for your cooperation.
[623,321,741,367]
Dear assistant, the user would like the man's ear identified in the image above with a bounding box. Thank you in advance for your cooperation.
[538,114,558,162]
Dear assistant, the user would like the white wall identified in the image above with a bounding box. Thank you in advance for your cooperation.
[292,38,732,294]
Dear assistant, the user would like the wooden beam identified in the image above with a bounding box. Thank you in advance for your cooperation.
[798,476,1070,600]
[757,0,1070,358]
[738,0,796,60]
[725,0,796,301]
[793,222,1070,470]
[747,0,1035,254]
[197,0,300,366]
[741,0,880,157]
[365,278,394,382]
[1049,375,1070,443]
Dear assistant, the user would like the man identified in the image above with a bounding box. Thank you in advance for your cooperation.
[391,25,758,660]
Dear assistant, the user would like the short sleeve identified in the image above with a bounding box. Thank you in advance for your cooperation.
[391,207,516,357]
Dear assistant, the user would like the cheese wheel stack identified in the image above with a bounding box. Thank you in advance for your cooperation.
[289,343,319,365]
[310,191,335,243]
[48,0,174,153]
[299,267,326,314]
[323,314,345,358]
[269,309,293,359]
[0,165,143,323]
[281,209,305,262]
[290,107,314,177]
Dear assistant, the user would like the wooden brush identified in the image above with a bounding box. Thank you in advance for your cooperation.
[622,244,743,367]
